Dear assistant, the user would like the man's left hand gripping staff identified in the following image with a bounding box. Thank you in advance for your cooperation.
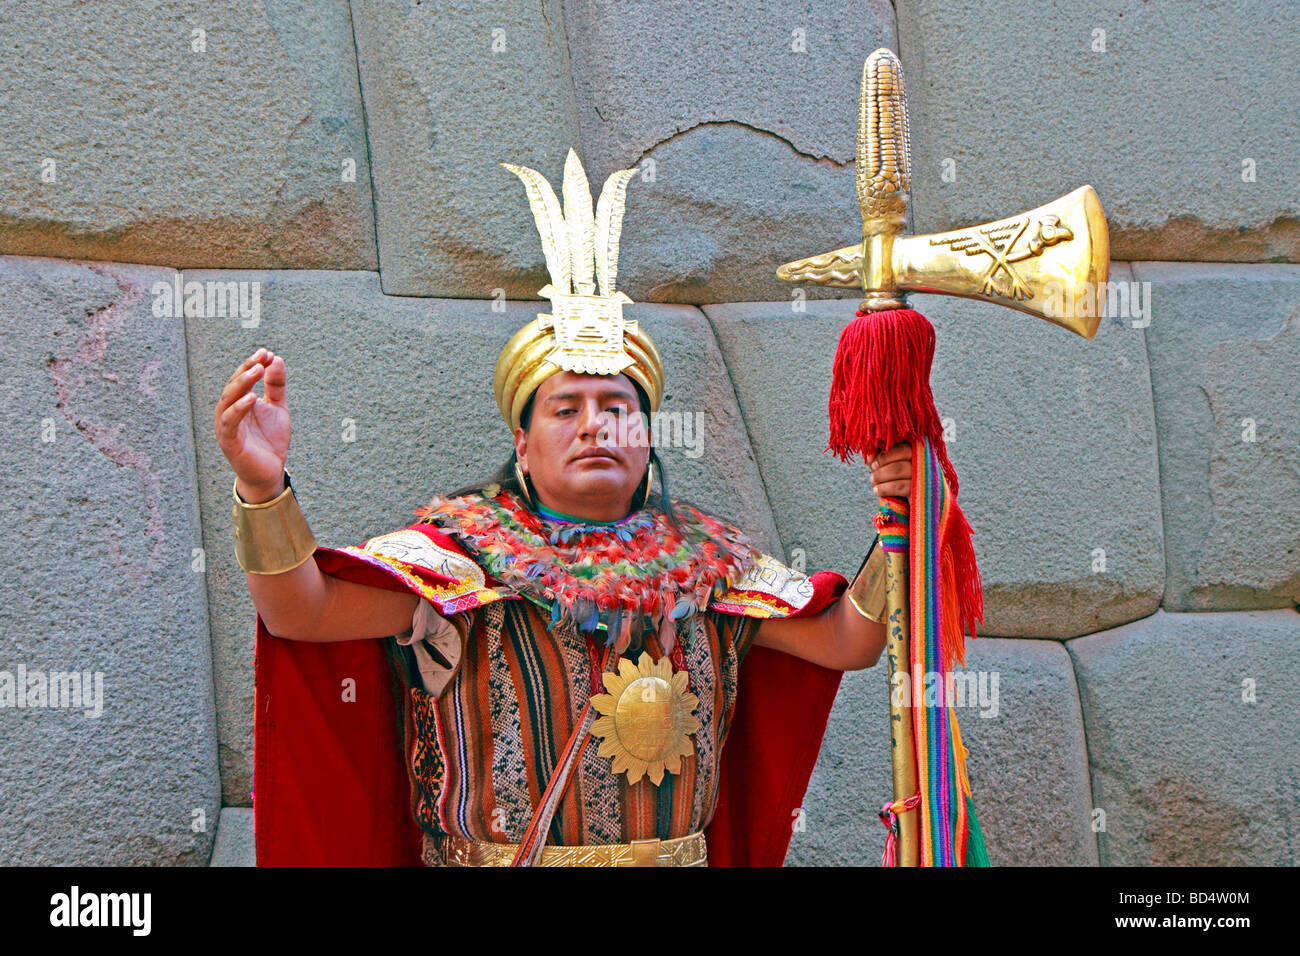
[751,440,912,672]
[865,440,912,500]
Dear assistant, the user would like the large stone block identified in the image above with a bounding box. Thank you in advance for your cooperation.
[209,807,255,866]
[787,637,1096,866]
[352,0,893,302]
[1138,263,1300,611]
[1069,609,1300,865]
[895,0,1300,262]
[562,0,894,303]
[351,0,582,297]
[0,256,218,864]
[0,1,376,269]
[598,122,862,305]
[566,0,895,177]
[707,273,1165,638]
[179,275,778,804]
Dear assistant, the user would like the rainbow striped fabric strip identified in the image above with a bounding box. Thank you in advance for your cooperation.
[875,436,989,866]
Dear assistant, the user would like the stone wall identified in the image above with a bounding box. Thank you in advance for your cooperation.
[0,0,1295,866]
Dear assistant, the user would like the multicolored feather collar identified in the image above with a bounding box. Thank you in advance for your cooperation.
[414,484,756,654]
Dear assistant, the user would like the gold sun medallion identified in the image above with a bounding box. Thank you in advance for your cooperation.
[589,653,701,786]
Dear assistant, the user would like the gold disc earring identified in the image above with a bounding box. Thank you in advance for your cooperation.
[513,460,534,506]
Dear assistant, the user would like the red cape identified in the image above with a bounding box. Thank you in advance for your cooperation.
[252,522,846,867]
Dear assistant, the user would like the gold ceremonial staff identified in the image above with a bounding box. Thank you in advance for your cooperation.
[778,48,1109,866]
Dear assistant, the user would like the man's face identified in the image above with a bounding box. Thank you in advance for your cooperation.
[515,371,651,519]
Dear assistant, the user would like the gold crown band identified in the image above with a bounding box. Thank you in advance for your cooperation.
[425,830,707,867]
[232,469,319,575]
[847,537,887,623]
[494,316,664,432]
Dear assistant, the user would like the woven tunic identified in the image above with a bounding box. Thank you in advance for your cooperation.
[391,596,759,850]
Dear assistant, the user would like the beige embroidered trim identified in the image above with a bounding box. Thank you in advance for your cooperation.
[710,552,816,618]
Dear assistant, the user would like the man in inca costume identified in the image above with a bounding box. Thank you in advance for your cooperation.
[216,147,910,867]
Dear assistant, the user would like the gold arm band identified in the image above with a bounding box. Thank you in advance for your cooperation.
[232,469,318,575]
[847,536,887,623]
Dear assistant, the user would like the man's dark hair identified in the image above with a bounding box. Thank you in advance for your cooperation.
[444,378,682,527]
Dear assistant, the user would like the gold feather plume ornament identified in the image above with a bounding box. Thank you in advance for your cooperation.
[494,148,664,432]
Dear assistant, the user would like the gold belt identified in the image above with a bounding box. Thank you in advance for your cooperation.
[425,831,708,867]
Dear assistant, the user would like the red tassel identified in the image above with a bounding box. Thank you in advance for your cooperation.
[832,307,985,649]
[945,501,985,653]
[829,308,942,463]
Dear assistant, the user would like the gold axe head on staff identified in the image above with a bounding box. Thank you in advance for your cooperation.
[777,47,1109,335]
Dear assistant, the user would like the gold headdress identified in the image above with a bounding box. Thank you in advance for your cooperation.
[494,149,664,432]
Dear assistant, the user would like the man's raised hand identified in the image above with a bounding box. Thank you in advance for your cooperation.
[215,348,292,503]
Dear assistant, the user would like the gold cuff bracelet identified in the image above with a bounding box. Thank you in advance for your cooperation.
[232,469,318,575]
[846,537,887,624]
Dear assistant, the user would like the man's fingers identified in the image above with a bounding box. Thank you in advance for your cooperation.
[879,440,912,465]
[216,352,267,415]
[870,450,912,495]
[218,391,258,435]
[216,365,263,425]
[871,480,909,498]
[868,440,911,469]
[872,460,911,483]
[261,353,287,408]
[229,349,264,377]
[228,348,267,385]
[867,442,913,497]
